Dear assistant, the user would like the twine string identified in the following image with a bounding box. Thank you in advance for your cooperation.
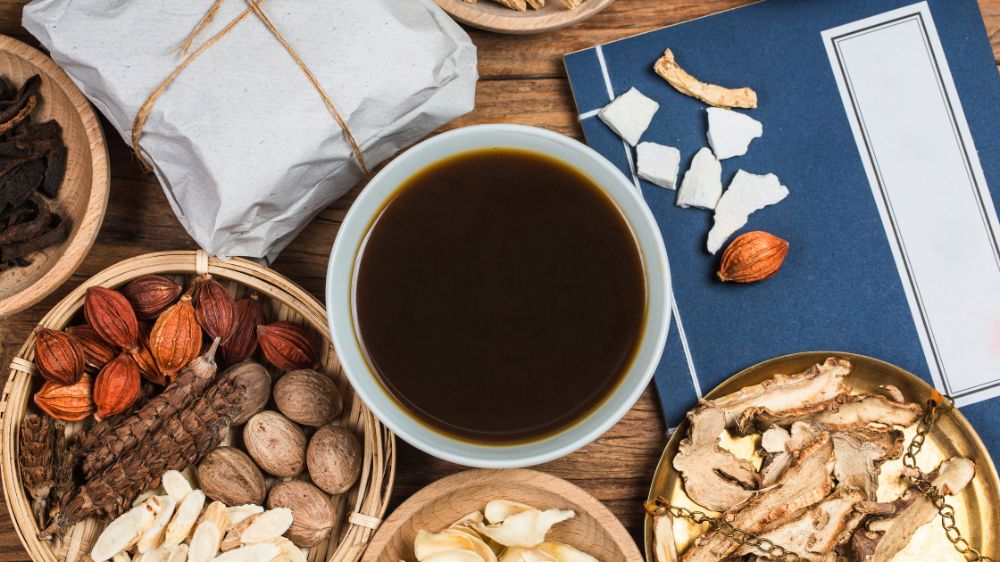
[132,0,369,176]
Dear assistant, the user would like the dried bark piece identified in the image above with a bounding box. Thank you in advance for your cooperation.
[672,406,758,511]
[0,75,41,136]
[78,340,221,479]
[41,144,67,198]
[0,157,45,208]
[0,212,68,266]
[736,393,923,434]
[705,357,852,428]
[654,49,757,109]
[53,371,247,529]
[490,0,527,10]
[19,412,55,527]
[682,432,835,562]
[0,194,51,245]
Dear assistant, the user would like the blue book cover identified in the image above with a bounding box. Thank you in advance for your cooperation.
[563,0,1000,464]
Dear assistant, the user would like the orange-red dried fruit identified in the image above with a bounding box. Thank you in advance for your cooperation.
[257,321,317,371]
[93,353,141,418]
[34,374,94,422]
[130,338,166,386]
[84,287,139,350]
[121,274,182,319]
[193,275,235,344]
[33,328,85,385]
[66,325,116,372]
[222,294,265,365]
[149,294,203,377]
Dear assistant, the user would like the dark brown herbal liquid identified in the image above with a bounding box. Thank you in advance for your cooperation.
[354,148,646,443]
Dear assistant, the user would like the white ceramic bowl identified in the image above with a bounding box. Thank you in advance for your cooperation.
[326,124,671,468]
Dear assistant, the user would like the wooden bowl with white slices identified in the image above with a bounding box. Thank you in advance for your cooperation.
[364,469,642,562]
[645,352,1000,562]
[434,0,616,34]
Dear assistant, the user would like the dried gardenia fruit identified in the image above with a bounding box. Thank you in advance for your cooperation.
[34,373,94,422]
[150,293,203,378]
[122,274,183,319]
[84,286,139,350]
[130,338,166,386]
[717,231,789,283]
[221,294,265,365]
[93,353,141,418]
[33,328,85,385]
[193,275,235,344]
[66,325,116,372]
[257,321,317,371]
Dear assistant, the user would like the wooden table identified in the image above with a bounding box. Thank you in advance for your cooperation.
[0,1,997,559]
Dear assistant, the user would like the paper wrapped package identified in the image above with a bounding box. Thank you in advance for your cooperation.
[23,0,477,261]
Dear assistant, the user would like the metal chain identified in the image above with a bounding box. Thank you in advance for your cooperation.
[645,498,804,561]
[647,390,996,562]
[902,395,997,562]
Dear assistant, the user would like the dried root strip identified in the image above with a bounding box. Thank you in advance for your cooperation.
[654,49,757,109]
[491,0,527,11]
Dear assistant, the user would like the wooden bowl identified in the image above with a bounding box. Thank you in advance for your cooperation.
[1,251,395,562]
[0,34,109,318]
[434,0,616,34]
[364,469,642,562]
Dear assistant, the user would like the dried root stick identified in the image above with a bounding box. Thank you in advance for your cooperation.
[491,0,527,11]
[654,49,757,109]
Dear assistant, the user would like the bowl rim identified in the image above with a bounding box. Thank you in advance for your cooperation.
[326,124,671,468]
[0,33,109,318]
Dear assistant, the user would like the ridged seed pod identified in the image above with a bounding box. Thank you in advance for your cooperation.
[257,321,317,371]
[221,294,265,365]
[33,328,85,385]
[193,275,235,344]
[84,287,139,349]
[65,325,116,372]
[93,353,141,418]
[149,293,203,378]
[34,374,94,422]
[121,274,182,319]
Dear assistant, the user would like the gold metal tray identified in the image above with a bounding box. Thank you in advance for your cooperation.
[644,351,1000,561]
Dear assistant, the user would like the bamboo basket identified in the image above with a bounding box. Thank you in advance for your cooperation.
[1,250,396,562]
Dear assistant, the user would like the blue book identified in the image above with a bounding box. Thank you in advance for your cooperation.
[564,0,1000,464]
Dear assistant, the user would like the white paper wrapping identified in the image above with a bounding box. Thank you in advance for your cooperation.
[23,0,478,261]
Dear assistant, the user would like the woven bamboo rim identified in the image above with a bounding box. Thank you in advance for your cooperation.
[1,250,397,562]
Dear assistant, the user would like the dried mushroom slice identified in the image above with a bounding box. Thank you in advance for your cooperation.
[705,357,852,427]
[0,74,40,136]
[672,406,759,512]
[831,428,904,500]
[736,393,923,434]
[682,431,835,562]
[758,421,820,487]
[734,486,865,561]
[849,457,976,562]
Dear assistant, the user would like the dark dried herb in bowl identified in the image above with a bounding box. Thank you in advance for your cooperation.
[0,74,70,271]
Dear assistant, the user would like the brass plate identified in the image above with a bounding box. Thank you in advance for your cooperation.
[644,351,1000,561]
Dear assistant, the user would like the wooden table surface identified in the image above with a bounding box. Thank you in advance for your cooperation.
[0,0,997,559]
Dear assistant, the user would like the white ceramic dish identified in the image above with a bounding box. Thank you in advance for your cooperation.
[326,124,670,468]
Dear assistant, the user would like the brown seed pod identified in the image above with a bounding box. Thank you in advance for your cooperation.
[65,325,116,372]
[717,231,790,283]
[93,353,141,418]
[149,293,203,378]
[197,446,266,506]
[257,322,317,371]
[84,287,139,350]
[307,425,362,495]
[33,328,85,385]
[220,361,272,425]
[34,373,94,422]
[121,274,182,319]
[129,338,166,386]
[193,275,235,344]
[243,411,306,478]
[266,480,336,547]
[274,369,342,427]
[221,294,265,365]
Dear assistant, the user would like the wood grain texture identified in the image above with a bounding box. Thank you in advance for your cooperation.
[0,0,997,559]
[364,469,641,562]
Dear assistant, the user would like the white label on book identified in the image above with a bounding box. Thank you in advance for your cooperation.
[823,2,1000,406]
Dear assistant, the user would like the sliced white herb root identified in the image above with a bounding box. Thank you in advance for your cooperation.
[422,550,487,562]
[536,542,599,562]
[163,490,206,548]
[92,501,158,562]
[161,470,194,503]
[707,170,789,254]
[636,142,682,190]
[483,500,534,524]
[473,508,575,548]
[498,548,556,562]
[138,495,177,553]
[676,148,722,210]
[706,108,762,160]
